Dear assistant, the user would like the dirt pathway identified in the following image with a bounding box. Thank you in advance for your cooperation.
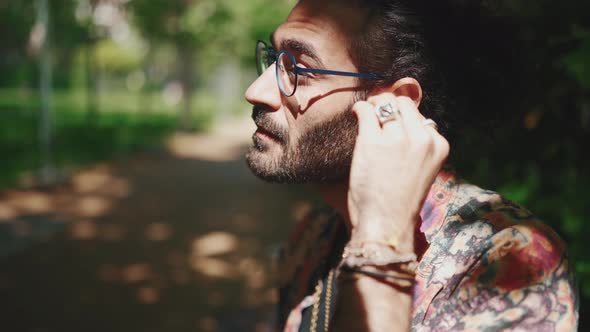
[0,116,316,332]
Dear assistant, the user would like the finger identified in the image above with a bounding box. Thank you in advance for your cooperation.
[366,91,398,111]
[367,92,404,133]
[351,100,380,138]
[425,125,450,160]
[396,96,426,139]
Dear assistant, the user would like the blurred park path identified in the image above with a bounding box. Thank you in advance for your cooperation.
[0,116,316,332]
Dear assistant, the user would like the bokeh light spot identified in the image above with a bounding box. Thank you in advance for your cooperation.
[71,220,98,240]
[192,232,238,257]
[123,263,151,283]
[145,222,172,241]
[137,286,159,304]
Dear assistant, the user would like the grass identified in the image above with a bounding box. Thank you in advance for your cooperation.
[0,87,216,190]
[0,87,222,115]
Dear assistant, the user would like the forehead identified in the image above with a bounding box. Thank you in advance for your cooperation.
[273,0,367,64]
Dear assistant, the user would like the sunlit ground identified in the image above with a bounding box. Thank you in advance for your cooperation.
[0,116,317,332]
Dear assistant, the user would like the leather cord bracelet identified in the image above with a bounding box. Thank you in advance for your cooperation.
[339,265,416,288]
[341,241,418,272]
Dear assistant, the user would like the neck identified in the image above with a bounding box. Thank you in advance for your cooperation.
[319,182,352,234]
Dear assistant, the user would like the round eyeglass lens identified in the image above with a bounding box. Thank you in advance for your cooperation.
[277,52,297,96]
[256,41,269,76]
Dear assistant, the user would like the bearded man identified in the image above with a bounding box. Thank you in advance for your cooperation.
[244,0,578,331]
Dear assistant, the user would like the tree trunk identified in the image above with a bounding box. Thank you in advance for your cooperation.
[36,0,54,185]
[139,41,155,113]
[178,47,194,131]
[85,39,99,124]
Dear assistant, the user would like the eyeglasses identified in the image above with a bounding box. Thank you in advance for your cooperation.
[256,40,382,97]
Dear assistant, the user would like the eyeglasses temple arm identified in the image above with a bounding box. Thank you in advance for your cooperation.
[297,67,382,80]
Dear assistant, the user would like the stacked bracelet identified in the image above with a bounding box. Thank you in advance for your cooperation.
[340,241,418,285]
[340,265,416,288]
[341,241,418,271]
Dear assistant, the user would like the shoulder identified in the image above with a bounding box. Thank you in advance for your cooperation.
[446,183,568,282]
[418,182,578,331]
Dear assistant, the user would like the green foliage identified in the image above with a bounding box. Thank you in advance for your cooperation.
[562,28,590,90]
[0,2,34,52]
[0,105,177,189]
[214,0,294,68]
[94,39,143,73]
[0,87,216,190]
[129,0,294,83]
[131,0,234,49]
[50,0,92,47]
[0,2,36,86]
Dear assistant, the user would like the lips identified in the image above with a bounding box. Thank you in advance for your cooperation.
[253,117,284,142]
[255,126,280,141]
[251,107,285,143]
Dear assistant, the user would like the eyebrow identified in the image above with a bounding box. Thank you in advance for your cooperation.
[270,32,325,68]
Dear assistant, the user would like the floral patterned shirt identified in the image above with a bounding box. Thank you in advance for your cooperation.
[275,171,578,331]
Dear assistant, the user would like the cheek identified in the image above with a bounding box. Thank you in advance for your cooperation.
[286,106,331,147]
[286,116,313,145]
[292,74,359,111]
[307,92,355,122]
[294,77,341,111]
[285,80,357,140]
[294,87,318,111]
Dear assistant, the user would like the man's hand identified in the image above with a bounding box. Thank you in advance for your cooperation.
[332,91,450,331]
[347,91,450,250]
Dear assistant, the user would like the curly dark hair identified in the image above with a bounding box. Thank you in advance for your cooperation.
[347,0,526,158]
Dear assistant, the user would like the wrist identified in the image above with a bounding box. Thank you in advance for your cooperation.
[350,216,417,254]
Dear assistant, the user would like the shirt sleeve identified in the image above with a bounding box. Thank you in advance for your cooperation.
[424,221,579,331]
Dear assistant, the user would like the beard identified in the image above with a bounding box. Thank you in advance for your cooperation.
[246,104,358,184]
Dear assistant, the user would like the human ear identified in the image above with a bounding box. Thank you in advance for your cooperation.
[388,77,423,108]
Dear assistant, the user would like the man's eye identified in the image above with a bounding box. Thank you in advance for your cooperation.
[300,71,313,78]
[298,73,313,86]
[296,63,315,77]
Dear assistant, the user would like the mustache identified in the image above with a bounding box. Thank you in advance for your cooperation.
[252,106,288,143]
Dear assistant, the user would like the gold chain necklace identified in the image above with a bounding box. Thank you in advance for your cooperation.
[310,269,335,332]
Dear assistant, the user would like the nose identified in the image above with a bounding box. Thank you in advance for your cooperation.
[244,64,282,110]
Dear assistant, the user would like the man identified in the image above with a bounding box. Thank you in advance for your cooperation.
[244,0,578,331]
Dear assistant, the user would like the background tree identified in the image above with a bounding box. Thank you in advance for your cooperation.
[130,0,234,129]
